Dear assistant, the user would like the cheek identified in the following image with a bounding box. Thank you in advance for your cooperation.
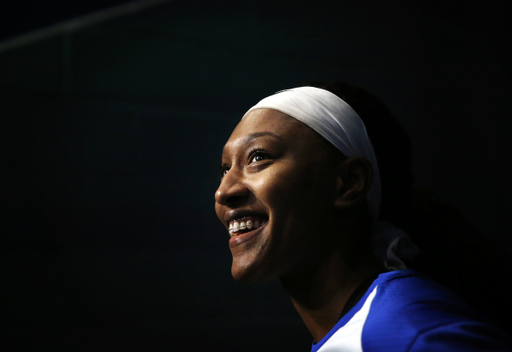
[258,177,298,211]
[283,173,337,224]
[262,178,319,231]
[253,162,337,218]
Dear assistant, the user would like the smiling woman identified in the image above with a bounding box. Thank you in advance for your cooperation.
[216,108,365,284]
[214,85,512,351]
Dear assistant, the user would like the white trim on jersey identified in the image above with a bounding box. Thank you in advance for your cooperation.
[317,286,378,352]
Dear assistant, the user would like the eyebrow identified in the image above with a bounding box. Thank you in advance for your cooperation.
[222,131,283,155]
[243,131,283,142]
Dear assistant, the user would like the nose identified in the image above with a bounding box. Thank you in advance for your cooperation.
[215,169,249,207]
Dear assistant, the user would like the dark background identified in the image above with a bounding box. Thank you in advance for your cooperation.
[2,0,511,350]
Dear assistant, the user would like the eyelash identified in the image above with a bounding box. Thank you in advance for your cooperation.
[219,149,271,178]
[219,165,230,178]
[247,148,270,163]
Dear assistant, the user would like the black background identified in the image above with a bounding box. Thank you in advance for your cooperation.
[2,0,511,350]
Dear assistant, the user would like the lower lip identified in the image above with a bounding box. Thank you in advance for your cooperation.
[229,222,267,247]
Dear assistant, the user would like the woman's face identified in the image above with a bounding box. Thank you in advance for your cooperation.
[215,108,345,282]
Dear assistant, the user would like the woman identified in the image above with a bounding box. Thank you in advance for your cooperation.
[214,84,511,351]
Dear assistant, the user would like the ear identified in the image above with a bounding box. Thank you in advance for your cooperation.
[334,157,373,210]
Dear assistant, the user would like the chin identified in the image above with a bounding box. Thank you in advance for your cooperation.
[231,265,261,283]
[231,261,275,283]
[231,255,288,283]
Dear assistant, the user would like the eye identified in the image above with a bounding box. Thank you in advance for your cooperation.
[248,149,270,164]
[251,154,265,163]
[218,165,230,178]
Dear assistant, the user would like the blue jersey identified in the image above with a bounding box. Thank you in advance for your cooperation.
[311,270,511,352]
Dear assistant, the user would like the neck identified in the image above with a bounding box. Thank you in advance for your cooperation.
[279,246,383,343]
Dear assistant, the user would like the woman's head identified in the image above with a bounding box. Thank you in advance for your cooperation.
[215,87,379,282]
[245,87,382,222]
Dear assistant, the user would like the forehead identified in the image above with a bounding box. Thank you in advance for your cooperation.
[225,108,315,149]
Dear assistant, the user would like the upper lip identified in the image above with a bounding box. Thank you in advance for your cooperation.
[223,209,268,227]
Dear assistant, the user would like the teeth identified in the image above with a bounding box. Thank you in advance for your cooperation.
[228,217,265,237]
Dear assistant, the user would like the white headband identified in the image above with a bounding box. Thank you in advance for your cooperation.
[243,86,381,222]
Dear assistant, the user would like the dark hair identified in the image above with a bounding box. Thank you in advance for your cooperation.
[306,81,512,333]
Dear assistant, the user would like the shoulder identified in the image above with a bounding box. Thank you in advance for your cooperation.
[361,270,512,352]
[313,270,512,352]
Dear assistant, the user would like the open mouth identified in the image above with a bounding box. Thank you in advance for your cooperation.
[228,216,267,237]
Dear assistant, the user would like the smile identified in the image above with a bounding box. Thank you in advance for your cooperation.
[228,216,267,237]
